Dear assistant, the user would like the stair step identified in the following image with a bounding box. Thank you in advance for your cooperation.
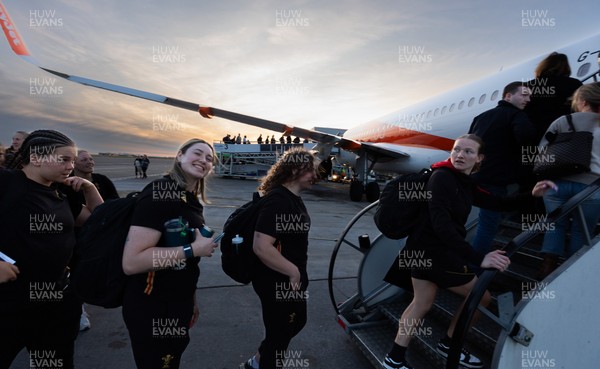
[349,321,435,369]
[379,291,500,355]
[494,232,545,254]
[338,209,594,368]
[511,250,543,270]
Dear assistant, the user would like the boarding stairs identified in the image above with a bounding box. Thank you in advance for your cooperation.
[328,179,600,369]
[213,142,313,179]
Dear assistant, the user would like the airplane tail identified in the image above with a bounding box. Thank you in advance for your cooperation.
[0,1,35,63]
[0,0,209,111]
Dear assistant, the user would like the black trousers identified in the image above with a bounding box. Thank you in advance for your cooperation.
[0,291,81,369]
[122,289,194,369]
[252,276,307,369]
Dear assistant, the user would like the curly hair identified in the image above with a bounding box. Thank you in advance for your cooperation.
[8,129,75,170]
[258,147,316,194]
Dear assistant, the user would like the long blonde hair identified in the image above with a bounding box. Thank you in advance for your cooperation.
[168,138,215,202]
[572,82,600,113]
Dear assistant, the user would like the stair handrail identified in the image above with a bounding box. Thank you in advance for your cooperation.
[328,200,379,315]
[447,177,600,369]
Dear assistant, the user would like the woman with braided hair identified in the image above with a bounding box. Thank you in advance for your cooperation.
[0,130,103,369]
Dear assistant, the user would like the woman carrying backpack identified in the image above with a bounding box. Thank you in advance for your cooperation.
[242,148,317,369]
[0,130,103,369]
[536,82,600,278]
[382,134,557,369]
[121,138,218,369]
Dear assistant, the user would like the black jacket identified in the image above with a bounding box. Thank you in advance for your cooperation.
[469,100,535,186]
[406,165,533,272]
[524,76,582,143]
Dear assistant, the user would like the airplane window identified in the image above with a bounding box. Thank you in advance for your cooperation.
[479,94,486,104]
[468,97,475,107]
[577,63,591,78]
[458,100,465,110]
[449,103,456,112]
[434,108,439,116]
[441,106,447,115]
[491,90,499,101]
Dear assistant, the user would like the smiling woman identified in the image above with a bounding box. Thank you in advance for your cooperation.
[120,137,220,369]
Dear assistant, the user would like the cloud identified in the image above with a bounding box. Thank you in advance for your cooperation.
[2,0,600,156]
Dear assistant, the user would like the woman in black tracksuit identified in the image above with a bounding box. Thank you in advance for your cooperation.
[383,134,556,369]
[243,148,317,369]
[0,130,103,369]
[121,138,218,369]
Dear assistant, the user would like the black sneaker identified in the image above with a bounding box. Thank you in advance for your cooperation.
[436,340,483,369]
[382,355,412,369]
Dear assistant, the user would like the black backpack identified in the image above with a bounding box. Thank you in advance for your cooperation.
[71,192,140,308]
[373,168,433,239]
[220,192,266,284]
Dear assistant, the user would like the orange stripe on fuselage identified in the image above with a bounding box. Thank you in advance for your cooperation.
[374,129,455,150]
[344,128,455,152]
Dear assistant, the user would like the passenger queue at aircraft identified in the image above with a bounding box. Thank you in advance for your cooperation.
[221,133,309,145]
[1,55,599,369]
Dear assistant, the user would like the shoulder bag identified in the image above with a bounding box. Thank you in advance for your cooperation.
[533,114,593,179]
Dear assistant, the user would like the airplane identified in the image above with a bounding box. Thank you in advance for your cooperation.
[1,1,599,202]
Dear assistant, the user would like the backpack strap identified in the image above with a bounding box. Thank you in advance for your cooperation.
[253,190,282,252]
[565,113,576,132]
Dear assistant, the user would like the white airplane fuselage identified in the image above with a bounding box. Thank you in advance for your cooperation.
[338,33,600,174]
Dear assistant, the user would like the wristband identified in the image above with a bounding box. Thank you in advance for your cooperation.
[183,244,194,259]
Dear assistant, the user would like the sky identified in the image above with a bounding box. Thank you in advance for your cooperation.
[1,0,599,157]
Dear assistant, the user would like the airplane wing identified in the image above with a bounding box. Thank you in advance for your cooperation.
[359,142,411,159]
[0,1,408,161]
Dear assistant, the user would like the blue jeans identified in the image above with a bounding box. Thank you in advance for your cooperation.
[472,185,508,255]
[541,179,600,257]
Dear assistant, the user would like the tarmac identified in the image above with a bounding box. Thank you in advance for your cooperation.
[10,156,379,369]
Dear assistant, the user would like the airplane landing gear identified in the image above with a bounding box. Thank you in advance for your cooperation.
[347,151,382,202]
[349,180,380,202]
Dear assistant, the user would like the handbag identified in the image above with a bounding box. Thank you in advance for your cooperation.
[533,114,593,179]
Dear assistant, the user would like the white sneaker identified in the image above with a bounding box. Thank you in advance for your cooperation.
[383,355,412,369]
[79,305,91,331]
[436,340,483,369]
